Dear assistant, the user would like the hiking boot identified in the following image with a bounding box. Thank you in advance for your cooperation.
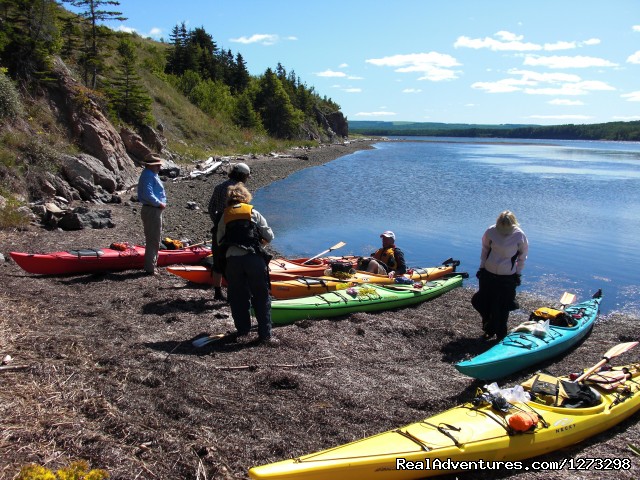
[481,333,495,342]
[259,336,280,346]
[213,287,227,301]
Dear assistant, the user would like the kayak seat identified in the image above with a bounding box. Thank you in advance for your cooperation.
[68,249,104,258]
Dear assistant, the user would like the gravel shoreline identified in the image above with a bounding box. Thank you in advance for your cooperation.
[1,138,639,480]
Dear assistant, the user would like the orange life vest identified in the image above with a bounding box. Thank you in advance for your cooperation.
[373,247,398,270]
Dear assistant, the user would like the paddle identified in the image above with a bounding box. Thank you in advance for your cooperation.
[574,341,639,383]
[559,291,576,309]
[302,241,346,264]
[185,239,211,249]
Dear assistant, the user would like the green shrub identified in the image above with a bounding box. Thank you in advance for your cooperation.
[17,460,109,480]
[0,69,24,120]
[0,195,30,230]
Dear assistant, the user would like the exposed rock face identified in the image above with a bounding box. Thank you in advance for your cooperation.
[325,111,348,138]
[120,127,153,163]
[49,57,139,190]
[313,105,349,140]
[57,207,115,230]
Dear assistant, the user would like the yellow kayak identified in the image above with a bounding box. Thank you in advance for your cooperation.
[270,263,457,300]
[249,361,640,479]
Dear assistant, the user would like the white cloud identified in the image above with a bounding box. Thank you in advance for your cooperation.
[315,69,347,78]
[117,25,136,34]
[633,25,640,32]
[548,99,584,105]
[543,41,576,51]
[339,63,349,68]
[347,75,364,80]
[342,88,362,93]
[230,34,279,45]
[613,115,640,120]
[456,32,601,53]
[495,31,523,42]
[627,51,640,64]
[149,27,162,38]
[528,114,592,120]
[454,33,540,51]
[508,69,582,83]
[366,52,460,81]
[472,78,535,93]
[621,91,640,101]
[525,80,615,95]
[402,88,422,93]
[354,111,397,117]
[524,55,618,68]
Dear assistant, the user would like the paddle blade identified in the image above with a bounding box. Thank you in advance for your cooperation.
[330,241,346,251]
[603,341,639,360]
[575,341,639,383]
[560,292,576,307]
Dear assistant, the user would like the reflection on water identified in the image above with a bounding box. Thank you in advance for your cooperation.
[254,138,640,315]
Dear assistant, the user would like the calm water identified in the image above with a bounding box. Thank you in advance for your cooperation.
[253,138,640,315]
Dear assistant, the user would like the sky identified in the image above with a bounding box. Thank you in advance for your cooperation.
[79,0,640,126]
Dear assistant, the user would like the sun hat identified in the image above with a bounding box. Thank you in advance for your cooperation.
[232,162,251,175]
[144,153,163,166]
[380,231,396,240]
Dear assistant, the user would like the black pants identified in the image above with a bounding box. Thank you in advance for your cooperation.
[471,271,519,338]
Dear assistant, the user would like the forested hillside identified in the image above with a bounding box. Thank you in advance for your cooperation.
[0,0,348,228]
[349,120,640,141]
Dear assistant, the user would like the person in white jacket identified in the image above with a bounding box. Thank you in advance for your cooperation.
[472,210,529,341]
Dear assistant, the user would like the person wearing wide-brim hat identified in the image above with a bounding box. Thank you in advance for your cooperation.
[207,162,251,300]
[137,153,167,275]
[472,210,529,341]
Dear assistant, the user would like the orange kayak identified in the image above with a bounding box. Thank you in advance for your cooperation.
[168,259,461,300]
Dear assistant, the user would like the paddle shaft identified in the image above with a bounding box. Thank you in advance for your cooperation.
[574,341,639,383]
[302,242,346,265]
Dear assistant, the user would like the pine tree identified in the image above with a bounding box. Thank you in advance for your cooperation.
[63,0,126,88]
[231,52,249,94]
[106,37,151,126]
[0,0,61,80]
[254,68,303,139]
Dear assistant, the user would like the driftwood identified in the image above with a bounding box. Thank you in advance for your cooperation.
[0,364,30,372]
[211,355,335,371]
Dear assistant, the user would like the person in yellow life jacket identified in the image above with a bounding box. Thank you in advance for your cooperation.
[358,231,407,278]
[216,184,276,345]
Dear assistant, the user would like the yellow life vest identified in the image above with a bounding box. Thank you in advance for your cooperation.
[223,202,253,223]
[373,247,397,270]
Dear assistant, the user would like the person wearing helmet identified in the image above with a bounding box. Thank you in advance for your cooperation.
[207,163,251,300]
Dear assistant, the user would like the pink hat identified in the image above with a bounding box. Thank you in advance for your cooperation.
[380,231,395,240]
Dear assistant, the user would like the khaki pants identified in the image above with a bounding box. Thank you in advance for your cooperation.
[141,205,163,273]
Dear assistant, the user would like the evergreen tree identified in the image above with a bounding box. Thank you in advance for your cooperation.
[0,0,61,80]
[254,68,303,139]
[63,0,126,88]
[106,37,151,125]
[232,91,261,129]
[231,52,249,94]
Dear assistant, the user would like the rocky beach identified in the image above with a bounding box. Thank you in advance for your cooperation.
[0,139,638,480]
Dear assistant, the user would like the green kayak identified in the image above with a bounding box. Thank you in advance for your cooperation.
[269,275,464,324]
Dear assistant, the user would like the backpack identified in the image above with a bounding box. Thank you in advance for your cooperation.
[529,307,575,327]
[522,373,600,408]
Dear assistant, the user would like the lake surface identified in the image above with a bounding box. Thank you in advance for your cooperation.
[253,138,640,315]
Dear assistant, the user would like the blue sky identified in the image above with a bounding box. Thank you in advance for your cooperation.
[85,0,640,125]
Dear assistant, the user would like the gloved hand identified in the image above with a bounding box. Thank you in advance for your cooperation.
[476,268,485,279]
[515,273,522,286]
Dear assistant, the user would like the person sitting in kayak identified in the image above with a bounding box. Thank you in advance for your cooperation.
[358,231,407,278]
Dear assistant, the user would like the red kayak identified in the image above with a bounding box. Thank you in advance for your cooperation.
[10,244,211,275]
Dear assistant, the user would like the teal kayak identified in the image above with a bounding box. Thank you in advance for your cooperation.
[269,275,464,325]
[455,291,602,380]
